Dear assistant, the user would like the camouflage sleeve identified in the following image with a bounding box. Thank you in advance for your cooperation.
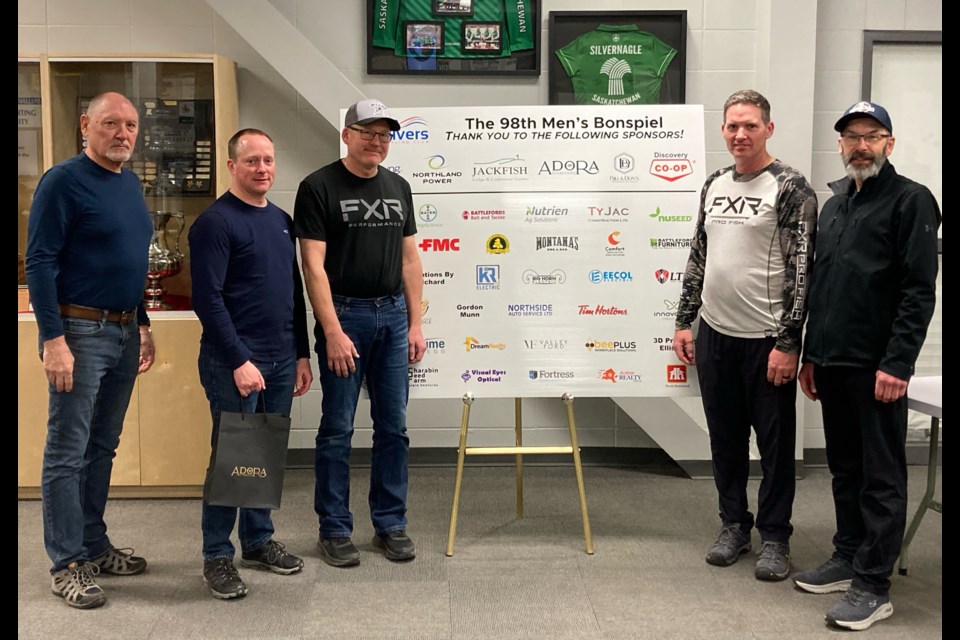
[774,171,818,352]
[674,175,715,329]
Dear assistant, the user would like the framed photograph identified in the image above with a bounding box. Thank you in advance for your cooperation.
[462,22,503,54]
[368,0,541,76]
[433,0,473,17]
[548,10,686,105]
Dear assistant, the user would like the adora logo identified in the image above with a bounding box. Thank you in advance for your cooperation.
[649,155,694,182]
[654,268,683,284]
[391,116,429,142]
[539,159,600,175]
[418,238,460,252]
[667,364,688,383]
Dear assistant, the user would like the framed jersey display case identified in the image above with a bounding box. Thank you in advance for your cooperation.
[367,0,541,75]
[548,10,686,106]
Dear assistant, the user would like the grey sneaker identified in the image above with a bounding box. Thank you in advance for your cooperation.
[793,557,854,594]
[90,546,147,576]
[203,558,248,600]
[241,540,304,575]
[51,562,106,609]
[754,541,791,581]
[372,530,416,562]
[825,586,893,631]
[705,524,752,566]
[318,537,360,568]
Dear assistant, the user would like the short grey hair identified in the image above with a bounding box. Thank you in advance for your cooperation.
[723,89,771,123]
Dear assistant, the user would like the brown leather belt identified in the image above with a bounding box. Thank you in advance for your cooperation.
[59,303,136,326]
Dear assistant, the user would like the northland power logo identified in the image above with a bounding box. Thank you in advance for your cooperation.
[486,234,510,254]
[529,369,575,380]
[472,155,528,181]
[653,298,679,320]
[408,366,439,388]
[605,231,625,257]
[418,203,438,225]
[462,208,506,221]
[476,265,500,290]
[585,339,637,353]
[461,368,506,383]
[649,153,694,182]
[539,159,600,176]
[522,269,566,285]
[536,235,579,251]
[578,304,628,316]
[523,337,566,349]
[598,368,642,383]
[588,205,629,222]
[509,304,553,318]
[423,270,454,286]
[391,116,429,143]
[667,364,688,384]
[589,269,633,284]
[649,206,693,223]
[649,237,692,249]
[464,336,506,352]
[526,205,569,223]
[424,338,446,353]
[457,304,484,318]
[411,154,462,185]
[418,238,460,252]
[611,152,640,183]
[654,269,683,284]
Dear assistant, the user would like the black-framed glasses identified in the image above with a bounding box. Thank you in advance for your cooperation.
[840,132,891,145]
[349,126,392,143]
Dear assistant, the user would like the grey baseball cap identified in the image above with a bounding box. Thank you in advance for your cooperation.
[344,99,401,131]
[834,101,893,134]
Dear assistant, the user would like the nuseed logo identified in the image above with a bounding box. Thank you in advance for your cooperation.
[648,206,693,223]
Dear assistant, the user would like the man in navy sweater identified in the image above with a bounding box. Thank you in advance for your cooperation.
[26,92,156,610]
[189,129,312,600]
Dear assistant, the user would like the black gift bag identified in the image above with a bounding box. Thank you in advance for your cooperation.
[203,408,291,510]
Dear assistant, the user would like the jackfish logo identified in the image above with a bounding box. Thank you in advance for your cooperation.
[472,155,528,181]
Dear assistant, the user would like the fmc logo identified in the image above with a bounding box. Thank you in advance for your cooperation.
[418,238,460,252]
[649,157,694,182]
[391,116,429,142]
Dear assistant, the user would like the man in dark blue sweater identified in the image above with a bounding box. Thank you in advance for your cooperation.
[189,128,312,600]
[26,92,156,609]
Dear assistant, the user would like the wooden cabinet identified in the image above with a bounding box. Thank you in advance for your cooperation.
[18,317,211,498]
[18,54,238,496]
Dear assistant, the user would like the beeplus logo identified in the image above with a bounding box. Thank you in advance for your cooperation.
[667,364,688,383]
[418,238,460,252]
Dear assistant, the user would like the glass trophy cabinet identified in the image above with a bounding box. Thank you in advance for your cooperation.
[43,55,239,310]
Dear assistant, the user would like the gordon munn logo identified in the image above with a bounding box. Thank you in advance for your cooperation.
[231,466,267,478]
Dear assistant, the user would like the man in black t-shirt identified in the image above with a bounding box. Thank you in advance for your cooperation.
[294,99,425,567]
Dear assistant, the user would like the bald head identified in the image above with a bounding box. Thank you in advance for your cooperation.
[80,92,139,172]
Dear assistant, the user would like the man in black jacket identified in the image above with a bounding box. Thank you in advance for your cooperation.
[795,101,940,631]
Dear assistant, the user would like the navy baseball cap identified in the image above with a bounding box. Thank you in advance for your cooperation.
[834,101,893,134]
[344,99,401,131]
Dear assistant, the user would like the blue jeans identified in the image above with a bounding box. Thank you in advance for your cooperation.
[198,342,295,561]
[315,293,410,537]
[41,318,141,572]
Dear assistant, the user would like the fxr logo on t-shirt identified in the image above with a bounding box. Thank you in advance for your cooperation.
[340,198,405,226]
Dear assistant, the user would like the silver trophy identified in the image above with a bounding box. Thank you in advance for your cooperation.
[145,211,185,310]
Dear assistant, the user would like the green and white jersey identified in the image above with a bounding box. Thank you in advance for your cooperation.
[555,25,677,105]
[372,0,534,59]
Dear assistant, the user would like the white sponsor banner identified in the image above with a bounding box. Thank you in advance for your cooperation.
[342,105,704,398]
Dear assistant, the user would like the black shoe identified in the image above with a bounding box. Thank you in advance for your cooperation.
[241,540,304,575]
[705,524,752,567]
[203,558,248,600]
[318,537,360,568]
[373,530,416,562]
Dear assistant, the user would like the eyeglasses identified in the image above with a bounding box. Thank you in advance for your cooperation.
[840,132,891,145]
[349,126,392,143]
